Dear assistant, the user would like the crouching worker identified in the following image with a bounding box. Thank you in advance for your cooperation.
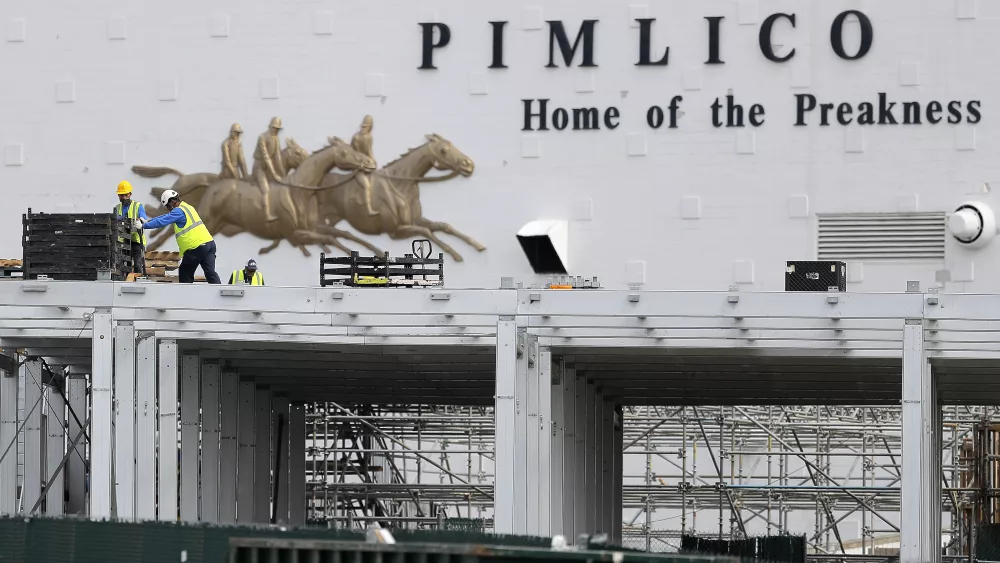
[141,189,222,284]
[229,259,264,285]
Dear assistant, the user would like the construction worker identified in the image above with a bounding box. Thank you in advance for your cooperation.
[228,259,264,285]
[114,180,148,275]
[140,189,221,284]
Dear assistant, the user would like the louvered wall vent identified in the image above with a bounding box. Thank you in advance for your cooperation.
[817,212,946,261]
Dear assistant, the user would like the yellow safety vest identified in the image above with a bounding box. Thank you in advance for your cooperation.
[115,200,147,245]
[173,202,213,256]
[231,270,264,285]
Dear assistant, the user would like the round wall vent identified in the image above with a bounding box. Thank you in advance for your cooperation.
[948,201,996,249]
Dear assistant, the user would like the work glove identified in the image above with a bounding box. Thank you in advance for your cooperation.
[133,219,143,230]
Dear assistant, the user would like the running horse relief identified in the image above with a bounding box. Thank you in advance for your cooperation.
[130,118,485,260]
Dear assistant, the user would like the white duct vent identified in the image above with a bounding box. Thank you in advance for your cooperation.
[817,212,946,261]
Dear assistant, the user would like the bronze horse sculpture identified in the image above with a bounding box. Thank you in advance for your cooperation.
[193,137,378,257]
[134,139,311,251]
[316,134,485,261]
[142,137,377,256]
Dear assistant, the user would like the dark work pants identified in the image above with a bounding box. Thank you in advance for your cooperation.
[130,242,146,275]
[178,240,222,284]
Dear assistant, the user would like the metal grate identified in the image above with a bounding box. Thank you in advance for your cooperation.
[816,212,946,261]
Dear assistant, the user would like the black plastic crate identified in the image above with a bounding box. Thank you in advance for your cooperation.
[22,209,133,281]
[784,261,847,292]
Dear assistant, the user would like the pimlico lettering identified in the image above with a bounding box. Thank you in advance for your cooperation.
[416,13,983,131]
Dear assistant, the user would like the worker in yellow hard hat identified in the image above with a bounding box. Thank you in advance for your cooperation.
[114,180,148,275]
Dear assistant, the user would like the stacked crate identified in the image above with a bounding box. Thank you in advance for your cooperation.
[22,209,133,281]
[320,250,445,288]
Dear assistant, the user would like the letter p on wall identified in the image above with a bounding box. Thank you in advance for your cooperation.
[418,22,451,69]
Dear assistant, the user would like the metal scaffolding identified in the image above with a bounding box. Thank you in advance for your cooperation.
[299,401,1000,558]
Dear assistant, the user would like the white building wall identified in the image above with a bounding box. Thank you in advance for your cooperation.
[1,0,998,290]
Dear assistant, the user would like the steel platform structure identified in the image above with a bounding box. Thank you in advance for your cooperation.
[0,280,998,563]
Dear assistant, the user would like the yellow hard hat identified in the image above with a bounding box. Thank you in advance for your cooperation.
[117,181,132,195]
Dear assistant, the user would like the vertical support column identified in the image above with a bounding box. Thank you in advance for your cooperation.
[538,346,552,538]
[114,322,136,520]
[179,353,201,522]
[219,370,239,524]
[493,316,517,534]
[253,386,271,523]
[550,357,564,537]
[513,330,530,535]
[135,336,157,520]
[20,359,44,514]
[90,310,114,519]
[601,399,614,536]
[288,403,306,526]
[524,337,539,535]
[592,392,604,534]
[585,380,597,534]
[931,400,943,555]
[201,361,221,523]
[157,339,179,522]
[65,374,87,515]
[44,385,65,515]
[573,372,588,536]
[562,366,577,538]
[900,319,940,563]
[272,395,290,525]
[0,363,19,515]
[612,404,624,545]
[237,380,256,523]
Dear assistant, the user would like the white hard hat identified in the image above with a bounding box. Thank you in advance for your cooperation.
[160,189,179,207]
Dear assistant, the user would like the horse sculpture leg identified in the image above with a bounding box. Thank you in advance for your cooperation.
[316,225,385,256]
[287,230,361,258]
[388,225,463,261]
[259,240,282,254]
[414,217,487,252]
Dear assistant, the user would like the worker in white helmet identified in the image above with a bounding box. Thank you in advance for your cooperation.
[140,189,221,284]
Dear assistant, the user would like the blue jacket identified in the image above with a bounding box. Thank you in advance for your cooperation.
[142,207,187,230]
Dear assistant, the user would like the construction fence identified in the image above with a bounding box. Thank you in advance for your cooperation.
[0,516,741,563]
[680,534,806,563]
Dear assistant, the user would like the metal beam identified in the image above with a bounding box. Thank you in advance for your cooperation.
[135,335,157,520]
[179,353,200,522]
[157,339,179,522]
[114,322,136,520]
[236,379,255,524]
[253,386,271,524]
[900,320,940,563]
[89,311,113,519]
[0,359,18,515]
[44,386,65,515]
[201,361,221,523]
[219,370,239,524]
[65,375,87,515]
[21,359,44,515]
[493,316,516,534]
[288,403,306,526]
